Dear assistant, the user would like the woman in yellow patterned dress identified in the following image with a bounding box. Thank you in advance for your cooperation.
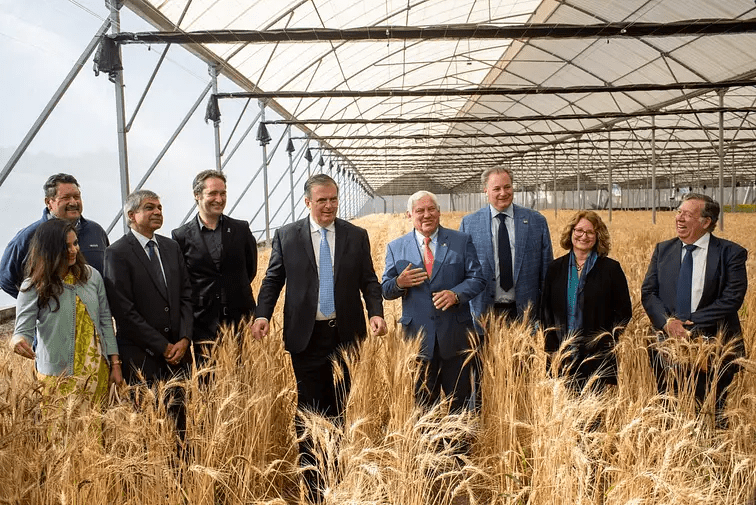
[11,219,122,403]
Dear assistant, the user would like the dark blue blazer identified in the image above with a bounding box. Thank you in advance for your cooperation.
[382,226,485,360]
[641,234,747,344]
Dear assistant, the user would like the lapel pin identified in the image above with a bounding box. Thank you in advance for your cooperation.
[523,220,528,224]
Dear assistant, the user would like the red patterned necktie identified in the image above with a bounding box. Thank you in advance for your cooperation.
[424,236,433,277]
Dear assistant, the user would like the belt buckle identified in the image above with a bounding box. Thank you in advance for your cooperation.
[328,319,337,328]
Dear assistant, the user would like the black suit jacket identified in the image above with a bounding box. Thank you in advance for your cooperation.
[255,217,384,354]
[540,254,633,384]
[641,234,747,344]
[104,231,193,382]
[172,214,257,341]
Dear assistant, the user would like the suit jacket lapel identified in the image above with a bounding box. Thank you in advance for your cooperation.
[333,219,346,283]
[299,218,317,272]
[154,235,171,303]
[405,231,424,270]
[188,215,215,267]
[219,215,231,266]
[128,232,169,302]
[512,205,528,281]
[481,209,495,273]
[431,227,449,282]
[701,235,720,306]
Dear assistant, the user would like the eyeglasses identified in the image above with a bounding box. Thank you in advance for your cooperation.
[573,228,596,238]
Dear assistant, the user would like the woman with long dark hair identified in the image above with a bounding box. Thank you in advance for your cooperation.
[540,210,632,393]
[10,219,122,401]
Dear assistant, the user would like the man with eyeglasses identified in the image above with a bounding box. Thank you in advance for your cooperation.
[172,170,257,366]
[460,167,553,325]
[251,173,386,502]
[642,192,747,428]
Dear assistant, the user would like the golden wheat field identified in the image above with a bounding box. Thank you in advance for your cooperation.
[1,209,755,505]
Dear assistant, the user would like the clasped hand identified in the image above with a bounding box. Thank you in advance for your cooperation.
[397,264,428,289]
[164,338,189,365]
[664,318,693,339]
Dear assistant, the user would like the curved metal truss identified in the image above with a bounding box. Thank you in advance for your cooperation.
[109,0,756,196]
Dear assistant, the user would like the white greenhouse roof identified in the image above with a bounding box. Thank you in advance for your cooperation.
[121,0,756,195]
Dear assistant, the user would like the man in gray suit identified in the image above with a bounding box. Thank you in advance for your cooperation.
[460,166,552,327]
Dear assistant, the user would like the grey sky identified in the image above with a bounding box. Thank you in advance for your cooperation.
[0,1,306,307]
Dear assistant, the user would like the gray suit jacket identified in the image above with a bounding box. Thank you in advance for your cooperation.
[459,204,552,327]
[382,226,485,359]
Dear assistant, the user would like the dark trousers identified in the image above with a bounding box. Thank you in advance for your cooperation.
[290,320,351,500]
[416,343,474,412]
[648,346,738,427]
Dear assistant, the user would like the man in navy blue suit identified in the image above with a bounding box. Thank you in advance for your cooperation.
[642,193,747,426]
[459,167,552,327]
[383,191,485,410]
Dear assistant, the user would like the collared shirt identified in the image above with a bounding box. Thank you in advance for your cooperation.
[131,229,167,285]
[683,232,710,313]
[310,217,336,320]
[414,228,439,258]
[490,204,515,302]
[197,214,223,268]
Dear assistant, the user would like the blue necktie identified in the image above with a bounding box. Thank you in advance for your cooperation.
[496,213,514,291]
[675,244,697,320]
[319,228,335,316]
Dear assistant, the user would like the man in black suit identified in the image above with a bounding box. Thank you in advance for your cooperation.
[172,170,257,364]
[251,173,386,501]
[104,190,193,423]
[642,193,747,426]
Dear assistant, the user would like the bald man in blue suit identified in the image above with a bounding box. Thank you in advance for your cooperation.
[383,191,485,410]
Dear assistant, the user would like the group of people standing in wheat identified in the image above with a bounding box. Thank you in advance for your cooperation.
[5,166,747,501]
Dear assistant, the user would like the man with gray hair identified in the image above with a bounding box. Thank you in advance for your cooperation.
[104,189,193,387]
[252,173,386,502]
[383,190,485,410]
[642,192,747,427]
[0,173,109,298]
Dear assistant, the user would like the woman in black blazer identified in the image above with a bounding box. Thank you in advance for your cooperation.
[540,210,632,393]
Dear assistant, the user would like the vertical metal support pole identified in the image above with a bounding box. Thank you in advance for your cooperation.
[109,1,131,233]
[287,127,296,223]
[260,102,271,242]
[718,90,726,231]
[697,150,701,191]
[607,129,613,222]
[553,149,557,218]
[651,115,657,224]
[731,150,737,212]
[210,64,222,171]
[576,140,581,210]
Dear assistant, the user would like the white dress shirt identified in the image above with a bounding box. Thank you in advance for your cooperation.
[683,232,710,313]
[131,229,166,286]
[490,204,515,303]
